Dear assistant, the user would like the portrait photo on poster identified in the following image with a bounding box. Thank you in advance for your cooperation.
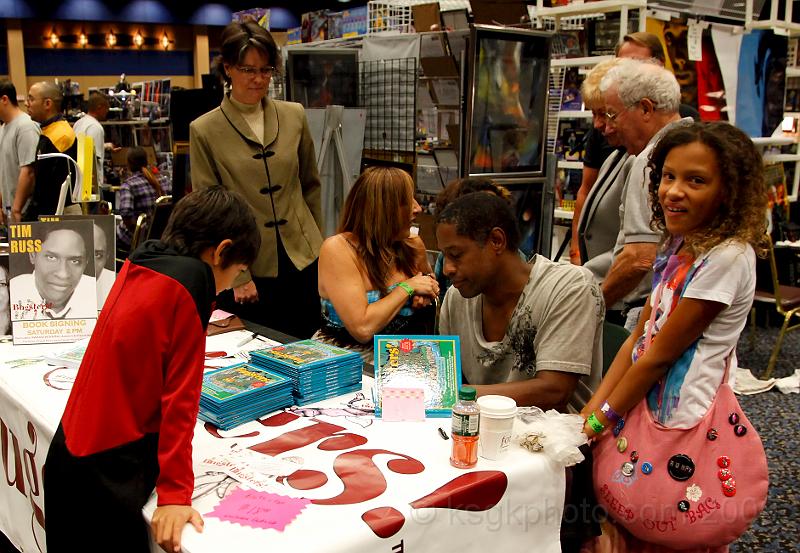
[40,214,117,308]
[8,220,98,323]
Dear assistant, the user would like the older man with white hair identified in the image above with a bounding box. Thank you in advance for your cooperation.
[596,58,691,326]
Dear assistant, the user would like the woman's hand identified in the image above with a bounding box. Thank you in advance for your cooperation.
[234,280,259,304]
[412,295,432,309]
[404,273,439,300]
[582,417,600,442]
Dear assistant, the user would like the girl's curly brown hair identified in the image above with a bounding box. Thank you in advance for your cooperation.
[647,121,768,258]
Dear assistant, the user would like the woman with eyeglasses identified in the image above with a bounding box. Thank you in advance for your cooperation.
[190,21,324,338]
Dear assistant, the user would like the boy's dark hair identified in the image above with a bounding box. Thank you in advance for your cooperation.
[436,192,520,251]
[0,79,18,107]
[162,186,261,267]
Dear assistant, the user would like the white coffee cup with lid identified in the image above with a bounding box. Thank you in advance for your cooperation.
[476,395,517,461]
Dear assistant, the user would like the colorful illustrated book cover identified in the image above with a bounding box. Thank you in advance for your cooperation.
[202,363,291,403]
[373,335,461,418]
[251,339,360,370]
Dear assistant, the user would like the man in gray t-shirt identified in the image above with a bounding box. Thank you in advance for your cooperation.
[436,193,604,411]
[0,79,40,223]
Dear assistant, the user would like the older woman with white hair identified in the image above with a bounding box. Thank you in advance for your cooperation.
[571,58,628,267]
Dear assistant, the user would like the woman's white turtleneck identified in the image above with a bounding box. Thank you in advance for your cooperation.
[229,95,265,145]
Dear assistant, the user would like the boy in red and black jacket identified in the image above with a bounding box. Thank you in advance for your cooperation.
[44,186,261,553]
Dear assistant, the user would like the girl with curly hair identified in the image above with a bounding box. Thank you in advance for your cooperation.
[581,121,768,552]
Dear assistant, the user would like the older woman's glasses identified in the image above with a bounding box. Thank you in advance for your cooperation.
[235,65,275,78]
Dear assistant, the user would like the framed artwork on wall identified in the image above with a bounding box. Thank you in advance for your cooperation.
[285,48,359,109]
[463,25,551,179]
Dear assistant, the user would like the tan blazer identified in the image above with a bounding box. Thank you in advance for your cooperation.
[190,95,324,283]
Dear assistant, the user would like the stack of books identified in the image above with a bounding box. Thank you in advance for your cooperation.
[250,340,363,405]
[199,363,294,430]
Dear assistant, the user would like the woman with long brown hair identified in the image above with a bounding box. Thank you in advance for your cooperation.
[116,146,170,250]
[315,166,439,362]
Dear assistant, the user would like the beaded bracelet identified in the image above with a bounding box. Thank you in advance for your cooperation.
[587,412,605,434]
[600,401,622,425]
[397,282,415,297]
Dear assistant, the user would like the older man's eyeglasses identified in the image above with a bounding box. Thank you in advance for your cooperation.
[235,65,275,78]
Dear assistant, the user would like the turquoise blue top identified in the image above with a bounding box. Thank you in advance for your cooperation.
[320,285,414,329]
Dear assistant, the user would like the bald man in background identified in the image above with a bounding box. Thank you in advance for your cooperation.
[25,81,81,220]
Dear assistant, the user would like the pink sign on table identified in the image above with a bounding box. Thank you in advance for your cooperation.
[381,387,425,422]
[206,488,311,531]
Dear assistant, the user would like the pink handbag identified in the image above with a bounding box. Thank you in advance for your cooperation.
[592,376,768,548]
[592,249,768,549]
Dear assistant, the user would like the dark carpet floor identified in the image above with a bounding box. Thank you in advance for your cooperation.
[730,324,799,552]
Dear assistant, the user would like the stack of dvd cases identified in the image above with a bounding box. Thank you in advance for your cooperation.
[199,363,294,430]
[250,340,363,405]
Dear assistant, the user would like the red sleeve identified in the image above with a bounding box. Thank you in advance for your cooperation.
[155,294,206,506]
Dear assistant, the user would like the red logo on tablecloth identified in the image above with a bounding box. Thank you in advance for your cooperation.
[205,411,509,539]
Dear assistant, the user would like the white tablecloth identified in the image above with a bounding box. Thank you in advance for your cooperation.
[0,335,565,553]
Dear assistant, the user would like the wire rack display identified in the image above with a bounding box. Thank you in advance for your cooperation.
[368,0,472,34]
[360,57,417,154]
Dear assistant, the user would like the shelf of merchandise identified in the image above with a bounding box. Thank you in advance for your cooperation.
[530,0,646,34]
[744,0,800,35]
[753,135,800,202]
[531,0,646,18]
[535,1,645,232]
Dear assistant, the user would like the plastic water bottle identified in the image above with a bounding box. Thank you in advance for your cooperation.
[450,386,480,468]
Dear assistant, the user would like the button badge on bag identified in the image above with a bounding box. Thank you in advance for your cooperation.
[667,454,695,481]
[718,468,732,481]
[613,418,625,437]
[616,437,628,453]
[677,500,691,512]
[621,461,635,477]
[722,477,737,497]
[706,428,718,441]
[734,424,747,437]
[728,412,740,425]
[717,455,731,468]
[685,483,703,502]
[641,461,653,475]
[630,450,639,463]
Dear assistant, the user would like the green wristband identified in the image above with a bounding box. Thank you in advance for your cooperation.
[587,412,605,434]
[397,282,414,297]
